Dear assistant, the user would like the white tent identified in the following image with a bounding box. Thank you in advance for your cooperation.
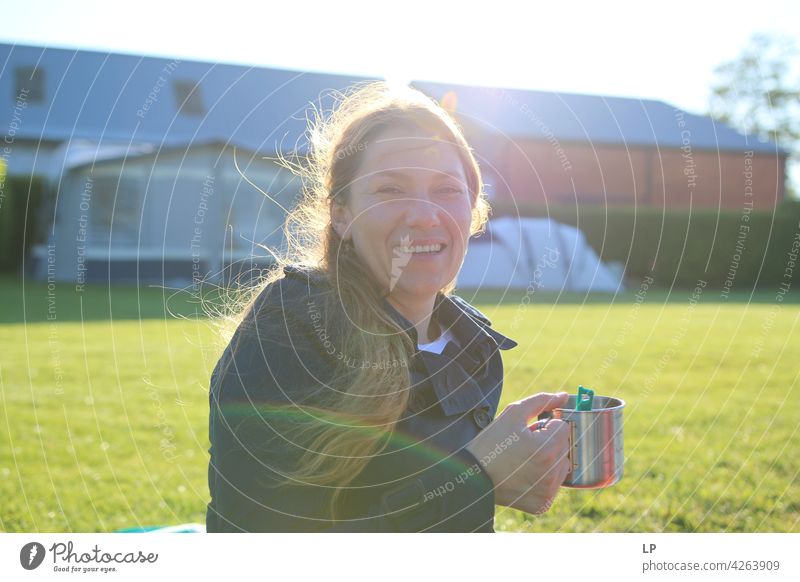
[457,217,624,292]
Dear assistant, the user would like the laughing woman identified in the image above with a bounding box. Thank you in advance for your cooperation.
[206,81,571,532]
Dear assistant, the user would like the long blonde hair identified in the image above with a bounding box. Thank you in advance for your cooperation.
[218,80,491,518]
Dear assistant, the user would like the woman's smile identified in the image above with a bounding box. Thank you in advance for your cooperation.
[394,240,448,258]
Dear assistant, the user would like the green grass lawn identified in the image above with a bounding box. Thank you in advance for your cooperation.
[1,276,798,532]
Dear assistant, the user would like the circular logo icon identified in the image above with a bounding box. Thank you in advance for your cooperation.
[20,542,46,570]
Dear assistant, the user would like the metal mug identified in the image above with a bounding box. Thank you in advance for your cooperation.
[535,395,625,489]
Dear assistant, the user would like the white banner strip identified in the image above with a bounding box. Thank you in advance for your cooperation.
[1,533,798,581]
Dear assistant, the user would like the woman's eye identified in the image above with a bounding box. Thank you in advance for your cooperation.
[437,186,465,196]
[376,186,403,195]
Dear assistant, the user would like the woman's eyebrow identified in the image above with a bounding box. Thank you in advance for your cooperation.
[368,170,411,182]
[368,169,465,182]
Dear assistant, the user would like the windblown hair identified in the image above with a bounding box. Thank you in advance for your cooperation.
[217,80,491,518]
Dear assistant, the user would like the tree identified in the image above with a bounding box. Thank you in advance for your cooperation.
[708,32,800,198]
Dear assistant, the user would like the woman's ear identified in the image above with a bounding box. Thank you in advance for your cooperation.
[330,199,352,241]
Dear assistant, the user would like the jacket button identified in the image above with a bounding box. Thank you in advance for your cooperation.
[472,407,492,429]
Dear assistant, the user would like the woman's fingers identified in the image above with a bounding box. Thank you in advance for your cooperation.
[506,391,569,426]
[525,420,571,487]
[531,418,570,458]
[472,393,573,515]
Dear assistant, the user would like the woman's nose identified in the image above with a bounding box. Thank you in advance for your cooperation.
[403,197,441,229]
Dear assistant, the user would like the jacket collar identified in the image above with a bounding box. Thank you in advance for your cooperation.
[380,292,518,353]
[283,264,518,352]
[381,293,517,417]
[284,265,519,414]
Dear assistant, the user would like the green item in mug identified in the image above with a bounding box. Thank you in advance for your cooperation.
[576,385,595,411]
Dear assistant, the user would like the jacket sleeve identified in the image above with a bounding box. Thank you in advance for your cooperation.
[206,275,496,532]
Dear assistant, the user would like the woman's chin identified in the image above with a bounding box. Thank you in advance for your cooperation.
[389,277,446,301]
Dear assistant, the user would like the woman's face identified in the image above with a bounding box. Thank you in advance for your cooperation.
[331,126,474,305]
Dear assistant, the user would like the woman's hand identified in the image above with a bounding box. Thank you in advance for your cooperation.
[465,392,571,515]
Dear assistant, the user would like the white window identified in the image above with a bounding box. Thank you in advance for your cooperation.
[87,167,144,248]
[229,164,299,253]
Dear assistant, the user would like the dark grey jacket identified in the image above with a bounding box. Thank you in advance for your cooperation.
[206,264,518,532]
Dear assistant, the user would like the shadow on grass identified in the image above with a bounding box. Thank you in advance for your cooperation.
[0,276,230,324]
[457,287,800,306]
[1,276,796,324]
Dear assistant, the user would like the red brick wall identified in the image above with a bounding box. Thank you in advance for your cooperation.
[490,139,785,209]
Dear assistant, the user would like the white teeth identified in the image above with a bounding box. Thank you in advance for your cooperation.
[398,243,443,254]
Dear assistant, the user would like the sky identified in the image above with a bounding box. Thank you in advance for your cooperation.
[1,0,798,118]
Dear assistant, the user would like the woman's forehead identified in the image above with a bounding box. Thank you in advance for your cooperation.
[358,132,466,178]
